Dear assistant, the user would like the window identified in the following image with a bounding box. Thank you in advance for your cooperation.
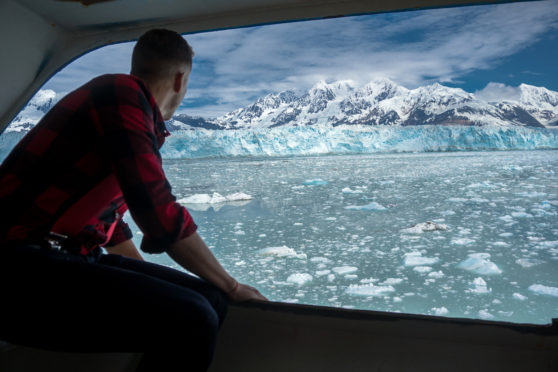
[4,1,558,324]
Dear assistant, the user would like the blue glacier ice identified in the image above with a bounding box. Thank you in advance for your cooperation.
[2,125,557,162]
[160,125,558,159]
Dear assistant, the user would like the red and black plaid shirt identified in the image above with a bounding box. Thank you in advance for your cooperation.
[0,74,197,254]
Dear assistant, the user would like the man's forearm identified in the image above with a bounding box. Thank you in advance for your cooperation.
[167,232,267,302]
[167,232,237,293]
[105,239,144,260]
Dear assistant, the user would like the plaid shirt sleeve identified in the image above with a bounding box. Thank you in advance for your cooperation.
[90,75,197,253]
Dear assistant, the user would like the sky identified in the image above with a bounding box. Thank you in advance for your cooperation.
[43,1,558,118]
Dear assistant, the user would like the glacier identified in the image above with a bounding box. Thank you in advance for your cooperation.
[159,125,558,159]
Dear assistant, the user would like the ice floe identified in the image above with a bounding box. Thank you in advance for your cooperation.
[287,273,313,286]
[303,179,328,186]
[346,283,395,297]
[413,266,432,273]
[332,266,358,275]
[342,187,363,194]
[345,202,386,211]
[403,252,439,267]
[457,253,502,275]
[467,277,491,294]
[478,309,494,320]
[513,293,528,301]
[428,271,445,279]
[515,258,544,268]
[528,284,558,297]
[178,192,252,204]
[258,246,307,259]
[431,307,449,316]
[401,221,448,234]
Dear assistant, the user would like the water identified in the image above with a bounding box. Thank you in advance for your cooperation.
[125,150,558,325]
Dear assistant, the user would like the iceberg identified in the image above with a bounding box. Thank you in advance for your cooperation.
[457,253,502,275]
[346,283,395,297]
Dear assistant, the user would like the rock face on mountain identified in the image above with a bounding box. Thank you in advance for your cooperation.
[8,80,558,132]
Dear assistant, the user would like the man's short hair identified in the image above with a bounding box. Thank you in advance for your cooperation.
[131,29,194,80]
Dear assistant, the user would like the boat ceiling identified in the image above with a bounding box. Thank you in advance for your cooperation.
[0,0,529,132]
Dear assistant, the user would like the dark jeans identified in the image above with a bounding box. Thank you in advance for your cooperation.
[0,244,228,371]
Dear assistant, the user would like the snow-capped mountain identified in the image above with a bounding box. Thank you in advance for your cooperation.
[193,78,556,129]
[7,79,558,133]
[7,89,59,132]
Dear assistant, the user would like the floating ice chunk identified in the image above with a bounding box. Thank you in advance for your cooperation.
[499,215,513,222]
[528,284,558,297]
[303,179,328,186]
[413,266,432,273]
[431,307,449,316]
[513,293,528,301]
[457,253,502,275]
[346,283,395,297]
[468,277,491,294]
[226,192,253,201]
[511,212,533,218]
[287,273,313,286]
[345,202,386,211]
[316,270,331,277]
[345,274,358,280]
[536,241,558,249]
[428,271,445,279]
[178,192,253,210]
[401,221,448,234]
[342,187,363,194]
[310,257,331,263]
[515,258,544,268]
[478,309,494,320]
[258,246,307,259]
[451,238,475,245]
[332,266,358,275]
[380,278,404,285]
[404,252,439,267]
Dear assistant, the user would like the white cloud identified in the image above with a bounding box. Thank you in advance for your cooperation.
[475,83,521,102]
[42,1,558,117]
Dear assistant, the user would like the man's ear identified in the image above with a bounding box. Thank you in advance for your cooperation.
[173,72,185,93]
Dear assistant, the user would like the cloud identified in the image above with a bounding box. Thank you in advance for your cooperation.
[475,83,521,102]
[42,1,558,117]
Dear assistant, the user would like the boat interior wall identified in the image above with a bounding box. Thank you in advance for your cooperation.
[1,0,528,133]
[2,302,557,372]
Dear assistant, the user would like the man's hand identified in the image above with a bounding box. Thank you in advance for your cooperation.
[228,281,268,302]
[168,232,268,302]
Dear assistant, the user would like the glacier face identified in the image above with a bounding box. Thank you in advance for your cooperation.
[160,125,558,159]
[3,79,558,161]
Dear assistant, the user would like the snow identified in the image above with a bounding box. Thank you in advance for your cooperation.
[457,253,502,275]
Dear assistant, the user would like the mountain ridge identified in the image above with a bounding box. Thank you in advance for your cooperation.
[7,79,558,133]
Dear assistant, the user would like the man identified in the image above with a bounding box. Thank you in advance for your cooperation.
[0,29,266,371]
